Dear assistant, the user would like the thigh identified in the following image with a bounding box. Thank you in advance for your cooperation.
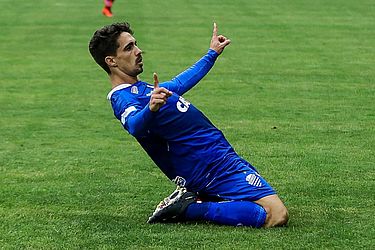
[254,194,286,210]
[199,159,276,201]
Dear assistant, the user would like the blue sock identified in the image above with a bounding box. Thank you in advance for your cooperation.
[185,201,267,228]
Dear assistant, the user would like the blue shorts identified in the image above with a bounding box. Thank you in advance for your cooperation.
[197,155,276,201]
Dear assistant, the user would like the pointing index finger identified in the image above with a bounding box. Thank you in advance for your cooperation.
[213,22,218,38]
[153,72,159,89]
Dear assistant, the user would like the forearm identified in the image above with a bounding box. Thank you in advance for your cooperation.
[162,49,219,95]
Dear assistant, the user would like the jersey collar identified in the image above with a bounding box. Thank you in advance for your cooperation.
[106,83,132,100]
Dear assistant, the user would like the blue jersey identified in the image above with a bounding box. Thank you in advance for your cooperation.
[107,50,242,192]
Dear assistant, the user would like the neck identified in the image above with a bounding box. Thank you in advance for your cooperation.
[109,72,139,89]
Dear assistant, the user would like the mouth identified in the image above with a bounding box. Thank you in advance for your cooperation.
[136,56,143,65]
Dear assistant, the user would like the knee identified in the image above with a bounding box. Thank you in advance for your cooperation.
[255,195,289,228]
[265,206,289,228]
[276,207,289,226]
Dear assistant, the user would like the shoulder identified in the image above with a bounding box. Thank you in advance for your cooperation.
[107,84,137,119]
[107,81,152,116]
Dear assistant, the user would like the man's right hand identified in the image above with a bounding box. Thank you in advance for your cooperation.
[149,72,173,112]
[210,22,231,55]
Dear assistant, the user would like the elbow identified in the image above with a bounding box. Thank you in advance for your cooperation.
[127,126,140,137]
[126,125,147,138]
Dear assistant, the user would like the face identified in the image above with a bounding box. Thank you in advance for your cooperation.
[110,32,143,77]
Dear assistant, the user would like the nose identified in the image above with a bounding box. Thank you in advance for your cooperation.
[135,45,142,55]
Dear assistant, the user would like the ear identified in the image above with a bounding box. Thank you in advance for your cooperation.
[105,56,117,67]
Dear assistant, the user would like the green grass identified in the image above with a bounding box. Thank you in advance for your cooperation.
[1,0,374,248]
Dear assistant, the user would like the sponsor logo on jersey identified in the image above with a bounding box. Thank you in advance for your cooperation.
[176,96,190,113]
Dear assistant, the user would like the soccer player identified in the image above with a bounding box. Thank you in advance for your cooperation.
[88,22,289,228]
[102,0,115,17]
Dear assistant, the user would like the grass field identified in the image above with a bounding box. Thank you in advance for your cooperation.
[1,0,374,248]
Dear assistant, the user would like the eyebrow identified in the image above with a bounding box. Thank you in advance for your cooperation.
[123,40,137,50]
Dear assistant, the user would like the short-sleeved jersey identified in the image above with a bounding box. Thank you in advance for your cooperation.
[107,50,239,191]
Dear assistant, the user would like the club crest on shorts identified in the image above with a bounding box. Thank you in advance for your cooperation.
[246,173,263,187]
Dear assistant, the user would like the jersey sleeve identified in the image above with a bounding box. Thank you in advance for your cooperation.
[160,49,219,95]
[111,91,155,138]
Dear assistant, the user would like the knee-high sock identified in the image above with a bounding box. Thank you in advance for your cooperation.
[185,201,267,228]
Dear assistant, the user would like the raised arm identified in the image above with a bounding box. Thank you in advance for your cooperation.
[124,23,231,135]
[160,23,231,95]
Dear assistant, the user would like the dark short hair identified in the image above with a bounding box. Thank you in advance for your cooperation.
[88,22,134,74]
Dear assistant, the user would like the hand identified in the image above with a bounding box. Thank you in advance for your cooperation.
[209,22,231,55]
[149,72,172,112]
